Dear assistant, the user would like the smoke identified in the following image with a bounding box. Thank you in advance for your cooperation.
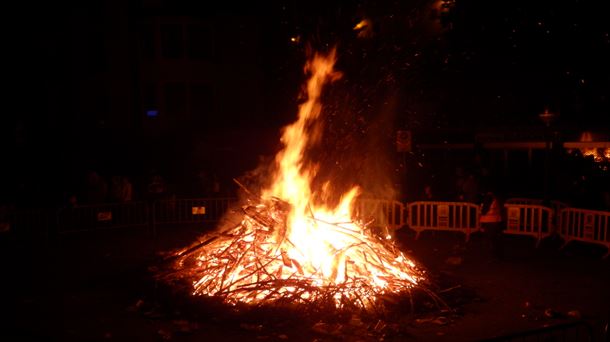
[302,79,400,209]
[358,92,399,200]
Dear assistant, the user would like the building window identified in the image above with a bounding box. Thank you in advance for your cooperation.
[187,24,213,60]
[160,23,183,59]
[190,83,213,120]
[164,83,187,117]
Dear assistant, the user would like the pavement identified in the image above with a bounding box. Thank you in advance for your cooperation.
[2,224,609,341]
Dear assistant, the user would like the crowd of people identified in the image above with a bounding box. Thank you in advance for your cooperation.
[409,150,610,211]
[59,168,228,209]
[1,146,608,215]
[0,167,231,214]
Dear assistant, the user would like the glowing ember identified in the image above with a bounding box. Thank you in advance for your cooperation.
[576,132,610,163]
[164,49,427,311]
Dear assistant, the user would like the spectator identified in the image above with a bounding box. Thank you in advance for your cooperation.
[110,176,133,203]
[423,184,435,201]
[480,191,505,261]
[147,170,166,200]
[212,173,221,197]
[197,169,212,197]
[84,171,108,204]
[69,194,78,207]
[454,166,466,200]
[462,173,480,203]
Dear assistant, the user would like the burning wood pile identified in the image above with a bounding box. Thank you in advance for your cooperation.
[165,194,427,311]
[160,48,431,313]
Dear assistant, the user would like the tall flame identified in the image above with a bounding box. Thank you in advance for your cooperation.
[260,49,414,287]
[263,49,356,237]
[263,49,345,228]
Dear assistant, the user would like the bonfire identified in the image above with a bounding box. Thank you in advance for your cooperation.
[162,48,430,312]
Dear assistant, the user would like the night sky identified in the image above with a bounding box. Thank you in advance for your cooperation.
[9,0,610,126]
[288,0,610,130]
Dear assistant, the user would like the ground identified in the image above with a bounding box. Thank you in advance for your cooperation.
[2,224,609,341]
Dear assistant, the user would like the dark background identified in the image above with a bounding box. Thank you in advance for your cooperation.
[2,0,609,207]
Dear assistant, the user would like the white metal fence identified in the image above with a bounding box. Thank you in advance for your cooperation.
[407,201,480,241]
[559,208,610,258]
[6,209,56,237]
[152,197,236,226]
[4,198,237,237]
[504,204,553,246]
[4,197,609,258]
[353,198,406,236]
[505,198,568,230]
[57,201,149,233]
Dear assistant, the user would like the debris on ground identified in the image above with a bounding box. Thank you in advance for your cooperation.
[566,310,581,319]
[311,321,342,336]
[349,315,364,327]
[172,319,199,334]
[240,323,264,332]
[544,308,558,319]
[143,305,166,319]
[157,328,172,340]
[415,316,450,326]
[126,299,145,312]
[439,285,462,293]
[445,256,463,265]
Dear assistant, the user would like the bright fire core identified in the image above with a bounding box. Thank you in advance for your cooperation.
[171,49,426,310]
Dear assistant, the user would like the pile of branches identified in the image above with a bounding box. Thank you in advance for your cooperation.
[159,194,443,314]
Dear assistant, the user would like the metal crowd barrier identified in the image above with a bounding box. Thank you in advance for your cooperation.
[505,198,543,205]
[5,198,609,260]
[407,201,480,241]
[353,198,406,237]
[559,208,610,258]
[3,198,239,237]
[505,198,569,214]
[504,204,553,246]
[6,209,56,237]
[152,197,236,227]
[506,198,569,230]
[57,201,149,233]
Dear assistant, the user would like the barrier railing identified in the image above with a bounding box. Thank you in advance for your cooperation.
[505,198,543,205]
[353,198,406,236]
[504,204,553,246]
[407,201,480,241]
[57,202,149,234]
[7,209,56,237]
[152,197,236,227]
[559,208,610,258]
[506,198,569,230]
[4,198,609,260]
[551,200,570,217]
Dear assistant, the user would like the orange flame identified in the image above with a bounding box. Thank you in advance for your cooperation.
[259,48,419,290]
[263,49,344,228]
[579,132,609,162]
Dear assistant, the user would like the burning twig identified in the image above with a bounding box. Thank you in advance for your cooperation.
[233,178,259,200]
[159,198,433,313]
